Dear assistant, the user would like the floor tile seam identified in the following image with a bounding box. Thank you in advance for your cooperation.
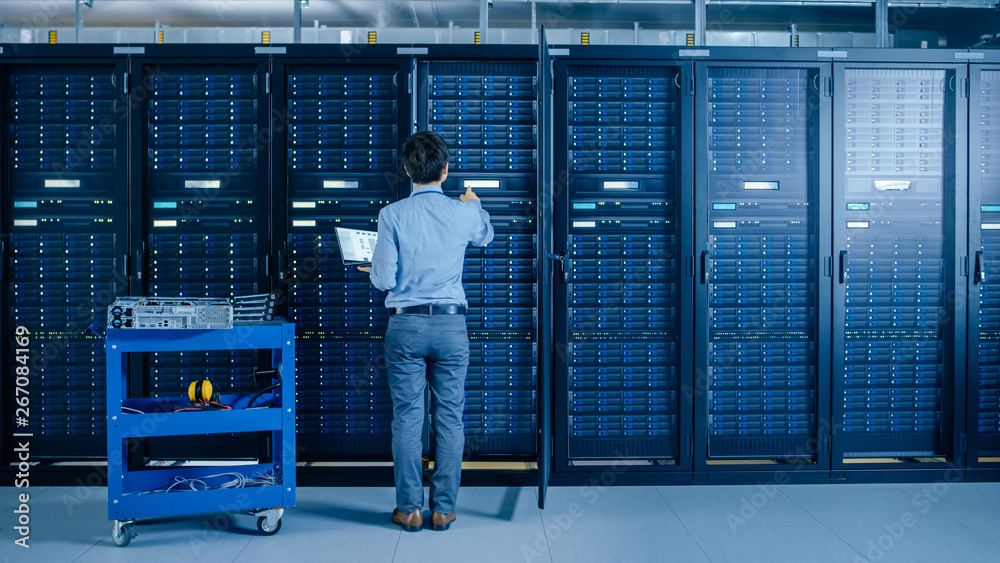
[230,535,256,562]
[534,497,555,563]
[71,534,108,562]
[652,486,715,563]
[390,525,403,563]
[937,523,1000,549]
[651,486,688,522]
[827,521,1000,553]
[538,508,555,563]
[881,485,972,528]
[774,485,831,528]
[779,484,964,527]
[535,481,554,561]
[775,485,868,561]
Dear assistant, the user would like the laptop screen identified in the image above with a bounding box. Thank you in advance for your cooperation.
[335,227,378,265]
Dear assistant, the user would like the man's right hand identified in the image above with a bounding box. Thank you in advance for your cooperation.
[460,187,479,202]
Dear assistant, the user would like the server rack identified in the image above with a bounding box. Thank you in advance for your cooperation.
[1,58,4,453]
[137,57,272,458]
[538,35,554,505]
[418,53,539,457]
[831,59,967,471]
[3,44,999,487]
[693,61,831,471]
[552,55,694,472]
[2,58,130,458]
[967,61,1000,470]
[274,54,409,459]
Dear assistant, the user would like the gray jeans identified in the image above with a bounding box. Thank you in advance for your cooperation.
[385,313,470,514]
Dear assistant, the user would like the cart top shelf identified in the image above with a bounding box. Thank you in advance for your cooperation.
[107,320,294,353]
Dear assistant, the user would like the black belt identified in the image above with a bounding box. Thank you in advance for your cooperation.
[390,304,466,316]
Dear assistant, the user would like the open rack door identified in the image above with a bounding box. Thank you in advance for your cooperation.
[537,26,553,510]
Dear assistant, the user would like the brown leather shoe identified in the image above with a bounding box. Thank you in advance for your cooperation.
[431,511,456,531]
[391,508,423,532]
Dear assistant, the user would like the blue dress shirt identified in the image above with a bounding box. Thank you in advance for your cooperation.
[370,185,494,308]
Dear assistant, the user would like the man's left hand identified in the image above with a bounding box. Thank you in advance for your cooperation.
[357,266,371,273]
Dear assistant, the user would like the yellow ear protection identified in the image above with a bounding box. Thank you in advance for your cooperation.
[188,380,220,404]
[175,379,230,413]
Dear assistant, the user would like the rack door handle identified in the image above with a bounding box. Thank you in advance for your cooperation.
[839,250,847,284]
[135,246,144,282]
[700,251,708,284]
[975,251,985,285]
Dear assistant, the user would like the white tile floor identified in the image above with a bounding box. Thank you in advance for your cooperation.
[1,482,999,562]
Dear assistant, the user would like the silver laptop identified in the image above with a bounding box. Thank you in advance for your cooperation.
[335,227,378,266]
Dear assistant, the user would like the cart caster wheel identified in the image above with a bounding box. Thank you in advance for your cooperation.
[257,515,282,535]
[112,521,135,547]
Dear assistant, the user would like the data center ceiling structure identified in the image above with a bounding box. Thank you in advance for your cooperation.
[1,0,1000,48]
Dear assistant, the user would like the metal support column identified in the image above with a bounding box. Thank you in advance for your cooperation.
[875,0,889,48]
[531,2,537,44]
[480,0,489,44]
[75,0,83,43]
[695,0,706,46]
[293,0,302,44]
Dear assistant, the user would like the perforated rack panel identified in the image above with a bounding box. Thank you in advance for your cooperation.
[285,64,400,457]
[5,65,126,457]
[426,61,538,456]
[562,65,682,461]
[837,67,953,458]
[704,66,820,459]
[974,69,1000,458]
[144,64,266,402]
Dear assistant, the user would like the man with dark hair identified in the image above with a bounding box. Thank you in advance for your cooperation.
[360,131,494,532]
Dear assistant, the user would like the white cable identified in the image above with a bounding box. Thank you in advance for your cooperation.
[164,472,250,493]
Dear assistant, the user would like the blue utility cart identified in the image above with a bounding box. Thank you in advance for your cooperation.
[105,321,296,546]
